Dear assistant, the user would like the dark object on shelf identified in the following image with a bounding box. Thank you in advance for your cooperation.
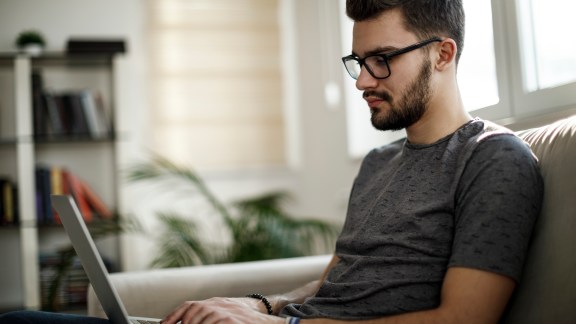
[35,89,111,140]
[32,69,49,137]
[66,39,126,55]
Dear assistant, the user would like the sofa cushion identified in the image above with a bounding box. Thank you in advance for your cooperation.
[88,254,331,318]
[502,115,576,323]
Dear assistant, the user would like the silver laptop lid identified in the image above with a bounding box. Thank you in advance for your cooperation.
[51,194,130,324]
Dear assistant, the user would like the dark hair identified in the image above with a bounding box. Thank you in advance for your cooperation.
[346,0,465,64]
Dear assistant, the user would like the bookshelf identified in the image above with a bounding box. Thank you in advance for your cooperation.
[0,53,126,312]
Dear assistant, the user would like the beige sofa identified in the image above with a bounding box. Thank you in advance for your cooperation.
[89,116,576,323]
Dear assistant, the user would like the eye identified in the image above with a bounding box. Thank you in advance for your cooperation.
[367,55,388,66]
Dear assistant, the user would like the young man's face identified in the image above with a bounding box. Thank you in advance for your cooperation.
[352,8,434,131]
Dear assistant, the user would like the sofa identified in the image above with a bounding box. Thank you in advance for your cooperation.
[88,115,576,323]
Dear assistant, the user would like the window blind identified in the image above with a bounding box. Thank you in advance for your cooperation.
[148,0,285,170]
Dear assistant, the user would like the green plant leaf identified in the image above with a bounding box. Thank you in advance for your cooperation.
[126,154,341,268]
[150,213,216,267]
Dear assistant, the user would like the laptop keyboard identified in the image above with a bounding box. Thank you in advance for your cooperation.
[130,319,162,324]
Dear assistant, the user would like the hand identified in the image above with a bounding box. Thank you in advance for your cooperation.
[161,297,284,324]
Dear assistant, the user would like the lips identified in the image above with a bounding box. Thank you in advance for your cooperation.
[363,91,391,109]
[365,97,388,110]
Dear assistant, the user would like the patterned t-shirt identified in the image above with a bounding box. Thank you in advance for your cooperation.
[281,118,544,320]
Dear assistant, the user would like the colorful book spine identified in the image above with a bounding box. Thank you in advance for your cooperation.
[34,165,112,225]
[0,178,19,226]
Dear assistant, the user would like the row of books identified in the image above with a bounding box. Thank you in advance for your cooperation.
[32,70,112,139]
[36,165,112,225]
[0,178,19,226]
[40,253,90,311]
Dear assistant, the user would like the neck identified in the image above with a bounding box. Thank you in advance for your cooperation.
[405,88,472,145]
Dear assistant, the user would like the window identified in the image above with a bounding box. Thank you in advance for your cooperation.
[148,0,286,171]
[518,0,576,91]
[503,0,576,117]
[458,0,499,111]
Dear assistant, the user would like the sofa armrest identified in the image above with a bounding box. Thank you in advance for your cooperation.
[88,254,332,319]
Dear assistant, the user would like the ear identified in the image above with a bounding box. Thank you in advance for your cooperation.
[434,38,457,71]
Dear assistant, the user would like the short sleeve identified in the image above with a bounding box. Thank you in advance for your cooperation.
[449,134,544,282]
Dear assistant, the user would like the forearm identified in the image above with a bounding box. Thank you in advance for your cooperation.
[301,308,447,324]
[300,267,512,324]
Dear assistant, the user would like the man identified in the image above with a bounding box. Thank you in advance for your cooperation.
[0,0,542,323]
[160,0,542,323]
[160,0,543,323]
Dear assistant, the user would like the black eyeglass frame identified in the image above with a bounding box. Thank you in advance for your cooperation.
[342,37,443,80]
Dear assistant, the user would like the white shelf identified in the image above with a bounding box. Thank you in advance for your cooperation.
[0,53,125,311]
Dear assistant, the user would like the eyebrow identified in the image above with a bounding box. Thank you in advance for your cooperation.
[352,46,399,59]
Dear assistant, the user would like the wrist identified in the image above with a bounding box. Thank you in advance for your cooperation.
[245,293,274,315]
[268,295,288,315]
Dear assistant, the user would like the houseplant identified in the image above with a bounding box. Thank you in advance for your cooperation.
[127,154,340,268]
[15,30,46,56]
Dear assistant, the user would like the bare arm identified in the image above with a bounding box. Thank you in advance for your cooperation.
[303,266,516,324]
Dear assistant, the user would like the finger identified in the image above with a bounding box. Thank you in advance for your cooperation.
[162,301,195,324]
[183,305,216,324]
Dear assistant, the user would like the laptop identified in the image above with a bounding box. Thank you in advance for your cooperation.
[51,194,162,324]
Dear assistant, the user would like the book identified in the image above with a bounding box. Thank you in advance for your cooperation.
[35,166,53,224]
[2,180,14,224]
[60,92,90,137]
[35,165,112,224]
[44,90,112,139]
[42,91,66,137]
[39,253,90,311]
[0,178,14,225]
[78,90,110,138]
[80,178,112,219]
[50,167,64,224]
[63,170,93,223]
[32,70,49,137]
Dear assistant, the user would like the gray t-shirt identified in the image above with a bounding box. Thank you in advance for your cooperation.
[281,119,544,320]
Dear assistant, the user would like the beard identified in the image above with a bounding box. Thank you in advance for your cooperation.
[365,58,432,131]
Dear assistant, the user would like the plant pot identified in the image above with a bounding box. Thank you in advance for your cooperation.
[19,44,44,56]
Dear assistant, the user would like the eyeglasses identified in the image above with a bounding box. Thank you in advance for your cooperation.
[342,37,442,80]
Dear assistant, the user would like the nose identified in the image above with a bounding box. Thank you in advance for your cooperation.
[355,66,378,91]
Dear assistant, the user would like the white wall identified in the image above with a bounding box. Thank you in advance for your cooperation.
[0,0,151,167]
[0,0,366,271]
[288,0,360,222]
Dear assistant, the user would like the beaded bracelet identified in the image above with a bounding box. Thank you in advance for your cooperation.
[245,293,273,315]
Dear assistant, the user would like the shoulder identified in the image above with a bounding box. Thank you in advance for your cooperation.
[483,132,536,163]
[464,119,537,163]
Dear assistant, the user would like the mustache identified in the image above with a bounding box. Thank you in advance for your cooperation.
[363,90,393,103]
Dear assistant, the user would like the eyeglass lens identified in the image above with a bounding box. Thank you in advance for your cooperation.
[345,56,390,80]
